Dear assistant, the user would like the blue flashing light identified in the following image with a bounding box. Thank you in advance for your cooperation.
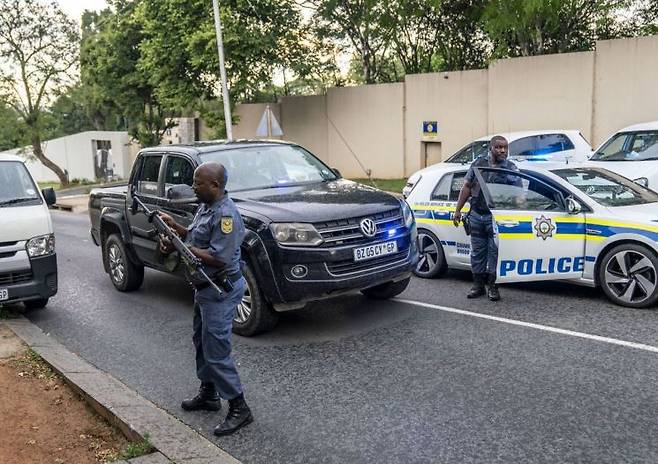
[387,229,396,237]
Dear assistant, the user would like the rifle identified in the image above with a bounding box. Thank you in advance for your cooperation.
[129,189,223,295]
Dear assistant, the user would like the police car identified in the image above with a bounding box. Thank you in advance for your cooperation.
[586,121,658,189]
[403,130,592,197]
[406,162,658,308]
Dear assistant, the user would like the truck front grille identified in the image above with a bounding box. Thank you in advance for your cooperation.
[314,208,404,247]
[0,271,32,285]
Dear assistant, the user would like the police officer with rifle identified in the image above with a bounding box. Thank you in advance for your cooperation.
[138,161,252,436]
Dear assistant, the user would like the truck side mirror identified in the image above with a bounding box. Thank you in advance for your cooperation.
[42,187,56,206]
[166,184,197,203]
[331,168,342,178]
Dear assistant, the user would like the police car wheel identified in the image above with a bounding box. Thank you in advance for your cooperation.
[361,277,411,299]
[104,234,144,292]
[598,244,658,308]
[413,229,447,278]
[232,261,278,336]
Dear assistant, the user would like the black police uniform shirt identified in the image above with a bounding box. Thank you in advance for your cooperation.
[465,154,520,214]
[186,193,246,282]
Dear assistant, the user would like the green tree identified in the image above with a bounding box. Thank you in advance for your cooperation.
[80,1,175,147]
[0,103,26,151]
[483,0,634,58]
[304,0,398,84]
[0,0,79,186]
[136,0,313,135]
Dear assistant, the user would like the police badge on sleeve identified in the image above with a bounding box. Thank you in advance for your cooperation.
[221,216,233,234]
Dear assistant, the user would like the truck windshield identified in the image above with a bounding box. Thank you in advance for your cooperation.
[552,167,658,207]
[200,145,338,191]
[0,161,41,207]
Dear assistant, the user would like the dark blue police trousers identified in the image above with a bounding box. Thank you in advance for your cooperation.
[193,277,246,400]
[469,210,498,275]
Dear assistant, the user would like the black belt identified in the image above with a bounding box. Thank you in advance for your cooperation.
[193,272,242,291]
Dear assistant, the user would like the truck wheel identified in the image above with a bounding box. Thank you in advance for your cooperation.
[361,276,411,299]
[232,261,278,336]
[104,234,144,292]
[598,243,658,308]
[24,298,49,310]
[414,229,447,278]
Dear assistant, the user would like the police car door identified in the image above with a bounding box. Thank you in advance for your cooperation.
[474,168,586,283]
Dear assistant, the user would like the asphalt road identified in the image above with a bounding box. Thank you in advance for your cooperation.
[13,211,658,463]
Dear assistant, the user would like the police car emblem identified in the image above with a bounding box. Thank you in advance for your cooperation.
[221,216,233,234]
[534,215,555,240]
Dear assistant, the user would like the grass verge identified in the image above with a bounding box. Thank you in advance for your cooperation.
[349,178,406,193]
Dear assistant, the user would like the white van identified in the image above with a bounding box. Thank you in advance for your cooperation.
[0,154,58,309]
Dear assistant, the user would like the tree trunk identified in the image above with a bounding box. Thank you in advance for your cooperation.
[31,133,69,187]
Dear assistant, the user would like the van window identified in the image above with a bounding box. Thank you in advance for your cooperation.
[0,161,41,207]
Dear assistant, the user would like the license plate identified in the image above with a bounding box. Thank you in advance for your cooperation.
[0,289,8,301]
[354,241,398,262]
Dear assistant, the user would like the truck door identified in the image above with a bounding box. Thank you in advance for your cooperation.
[160,154,198,227]
[126,154,166,265]
[474,167,586,283]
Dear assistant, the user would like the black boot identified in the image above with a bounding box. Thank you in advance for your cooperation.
[487,273,500,301]
[214,394,253,436]
[467,273,486,299]
[181,382,221,411]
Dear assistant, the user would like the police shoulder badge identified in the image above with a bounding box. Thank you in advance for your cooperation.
[534,215,555,240]
[220,216,233,234]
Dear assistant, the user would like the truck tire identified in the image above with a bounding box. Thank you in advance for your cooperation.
[232,260,278,336]
[104,234,144,292]
[361,276,411,299]
[24,298,49,310]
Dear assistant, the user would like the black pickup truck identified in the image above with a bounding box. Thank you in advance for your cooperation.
[89,140,418,335]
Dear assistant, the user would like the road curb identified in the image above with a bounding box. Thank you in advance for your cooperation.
[4,316,241,464]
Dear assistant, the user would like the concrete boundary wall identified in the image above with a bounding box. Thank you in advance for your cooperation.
[233,35,658,178]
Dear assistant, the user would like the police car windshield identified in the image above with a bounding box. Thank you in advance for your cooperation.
[552,167,658,207]
[200,145,338,191]
[446,141,489,163]
[0,161,41,207]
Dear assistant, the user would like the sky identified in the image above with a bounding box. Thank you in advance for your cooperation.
[57,0,108,21]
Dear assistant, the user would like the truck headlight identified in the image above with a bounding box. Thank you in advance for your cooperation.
[26,234,55,257]
[270,223,323,246]
[401,200,414,228]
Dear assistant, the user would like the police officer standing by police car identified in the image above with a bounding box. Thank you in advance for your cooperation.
[452,136,520,301]
[158,161,253,436]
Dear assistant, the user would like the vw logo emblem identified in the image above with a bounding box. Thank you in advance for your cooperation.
[360,218,377,238]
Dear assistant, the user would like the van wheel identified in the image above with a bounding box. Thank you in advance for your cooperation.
[24,298,49,310]
[414,229,447,278]
[232,261,278,336]
[361,277,411,299]
[104,234,144,292]
[598,243,658,308]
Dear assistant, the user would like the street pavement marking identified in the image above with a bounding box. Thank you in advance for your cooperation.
[395,298,658,354]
